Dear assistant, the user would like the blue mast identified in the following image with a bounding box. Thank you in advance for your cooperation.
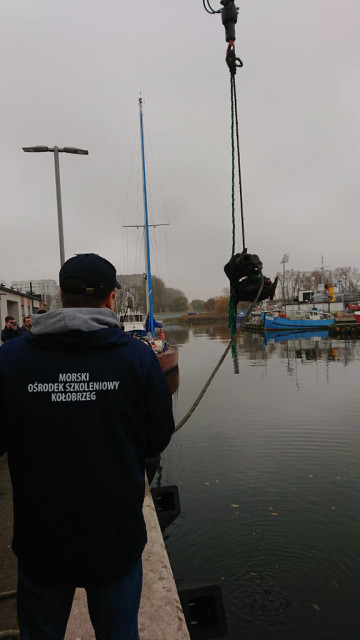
[139,96,154,338]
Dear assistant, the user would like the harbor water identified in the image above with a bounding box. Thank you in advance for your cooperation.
[155,324,360,639]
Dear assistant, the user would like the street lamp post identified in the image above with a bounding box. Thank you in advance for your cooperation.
[22,145,89,267]
[280,253,289,305]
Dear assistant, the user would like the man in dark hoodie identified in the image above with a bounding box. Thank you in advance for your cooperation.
[1,315,23,341]
[0,253,175,640]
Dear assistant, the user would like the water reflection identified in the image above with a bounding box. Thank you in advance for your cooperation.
[167,322,232,344]
[263,329,329,345]
[168,322,360,388]
[159,325,360,640]
[164,324,191,345]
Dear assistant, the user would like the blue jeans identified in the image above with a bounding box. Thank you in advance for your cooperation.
[17,559,143,640]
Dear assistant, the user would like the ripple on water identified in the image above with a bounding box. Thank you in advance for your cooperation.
[162,332,360,638]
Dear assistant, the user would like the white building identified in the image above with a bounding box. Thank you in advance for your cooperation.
[11,279,59,298]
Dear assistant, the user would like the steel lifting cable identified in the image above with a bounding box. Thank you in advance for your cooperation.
[221,2,281,341]
[230,66,245,255]
[227,43,262,337]
[202,0,221,14]
[174,3,265,433]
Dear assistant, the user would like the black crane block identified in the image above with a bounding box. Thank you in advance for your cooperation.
[224,249,278,303]
[224,249,262,281]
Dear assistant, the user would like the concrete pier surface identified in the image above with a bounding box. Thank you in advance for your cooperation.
[65,480,189,640]
[0,456,189,640]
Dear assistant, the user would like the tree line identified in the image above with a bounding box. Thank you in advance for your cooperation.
[195,265,360,313]
[116,274,188,313]
[275,265,360,301]
[115,265,360,315]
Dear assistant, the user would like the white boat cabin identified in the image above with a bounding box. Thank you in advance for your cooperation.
[286,308,333,321]
[120,311,144,332]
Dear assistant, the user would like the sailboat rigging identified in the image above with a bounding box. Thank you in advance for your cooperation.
[122,97,179,375]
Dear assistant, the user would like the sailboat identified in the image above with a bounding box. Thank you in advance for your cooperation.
[122,97,179,375]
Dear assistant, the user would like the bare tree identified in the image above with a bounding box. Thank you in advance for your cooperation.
[332,266,360,292]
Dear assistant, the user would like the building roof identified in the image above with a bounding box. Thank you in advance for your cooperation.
[0,284,42,300]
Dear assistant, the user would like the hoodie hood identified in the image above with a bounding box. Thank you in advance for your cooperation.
[31,308,120,335]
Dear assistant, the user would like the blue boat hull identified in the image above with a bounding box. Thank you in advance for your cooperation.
[262,314,334,331]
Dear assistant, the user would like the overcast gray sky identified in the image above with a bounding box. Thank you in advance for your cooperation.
[1,0,359,301]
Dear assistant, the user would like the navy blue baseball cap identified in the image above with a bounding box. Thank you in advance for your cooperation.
[59,253,121,296]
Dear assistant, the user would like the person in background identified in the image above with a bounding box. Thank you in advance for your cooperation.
[0,252,174,640]
[20,316,32,334]
[1,316,23,342]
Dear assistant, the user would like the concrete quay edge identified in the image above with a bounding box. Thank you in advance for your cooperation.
[65,479,190,640]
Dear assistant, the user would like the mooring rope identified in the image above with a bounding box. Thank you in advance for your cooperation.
[174,274,263,432]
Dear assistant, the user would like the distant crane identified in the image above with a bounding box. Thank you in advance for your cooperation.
[319,254,332,286]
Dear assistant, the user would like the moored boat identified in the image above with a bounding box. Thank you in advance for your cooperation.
[354,311,360,324]
[123,97,178,374]
[155,345,179,375]
[261,308,334,331]
[121,311,144,332]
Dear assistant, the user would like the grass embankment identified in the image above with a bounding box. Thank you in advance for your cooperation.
[177,312,228,325]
